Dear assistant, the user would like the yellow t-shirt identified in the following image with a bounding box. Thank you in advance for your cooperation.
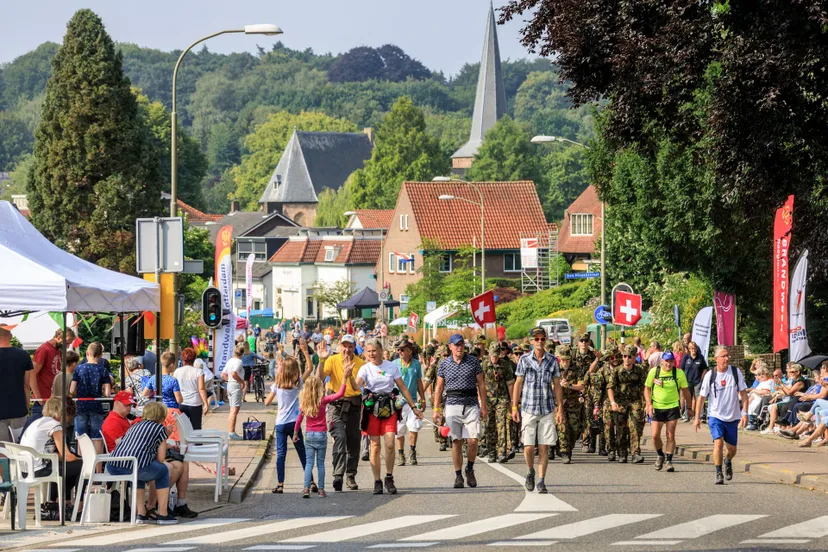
[323,354,365,398]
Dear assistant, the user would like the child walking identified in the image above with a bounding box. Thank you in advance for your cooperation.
[264,357,315,493]
[294,366,353,498]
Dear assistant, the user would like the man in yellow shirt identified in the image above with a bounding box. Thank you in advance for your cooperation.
[317,334,365,491]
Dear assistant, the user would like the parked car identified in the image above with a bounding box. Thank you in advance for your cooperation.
[535,318,572,344]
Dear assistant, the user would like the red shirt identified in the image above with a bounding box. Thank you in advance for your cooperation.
[33,341,61,400]
[102,411,134,452]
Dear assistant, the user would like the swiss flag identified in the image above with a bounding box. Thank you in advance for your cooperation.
[408,312,419,330]
[613,290,642,326]
[470,291,497,328]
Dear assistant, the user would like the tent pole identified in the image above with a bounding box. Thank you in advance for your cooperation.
[60,311,67,526]
[119,314,126,390]
[155,310,161,401]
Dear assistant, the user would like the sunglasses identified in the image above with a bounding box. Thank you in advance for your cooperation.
[622,354,632,358]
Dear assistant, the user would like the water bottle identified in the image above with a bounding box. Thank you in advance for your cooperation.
[169,486,177,509]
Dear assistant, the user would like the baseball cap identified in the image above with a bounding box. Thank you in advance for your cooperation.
[530,326,547,337]
[341,334,356,344]
[448,334,465,346]
[661,351,675,361]
[113,390,134,405]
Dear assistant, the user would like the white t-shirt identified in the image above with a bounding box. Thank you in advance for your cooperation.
[648,351,662,368]
[357,360,402,394]
[20,416,61,471]
[699,366,748,422]
[223,357,244,384]
[174,365,204,406]
[195,358,214,382]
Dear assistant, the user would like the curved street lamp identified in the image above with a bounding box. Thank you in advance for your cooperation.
[434,176,486,294]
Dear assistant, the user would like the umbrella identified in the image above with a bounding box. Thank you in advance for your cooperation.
[797,354,828,370]
[336,287,400,309]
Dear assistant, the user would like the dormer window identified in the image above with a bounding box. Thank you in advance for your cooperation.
[324,246,339,262]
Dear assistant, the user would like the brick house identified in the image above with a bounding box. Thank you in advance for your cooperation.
[379,181,552,302]
[345,209,394,230]
[557,184,602,271]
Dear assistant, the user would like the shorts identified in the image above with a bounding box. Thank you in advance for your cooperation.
[652,407,681,423]
[0,416,27,443]
[75,411,105,440]
[396,404,423,435]
[108,459,170,489]
[444,404,480,440]
[708,416,739,446]
[227,381,243,408]
[521,411,558,446]
[243,366,252,383]
[365,412,398,437]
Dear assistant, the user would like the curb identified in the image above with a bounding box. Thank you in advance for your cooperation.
[227,428,274,504]
[641,436,828,493]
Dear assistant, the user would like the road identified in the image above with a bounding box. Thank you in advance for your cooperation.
[36,416,828,552]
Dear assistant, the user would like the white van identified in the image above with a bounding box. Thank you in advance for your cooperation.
[535,318,572,344]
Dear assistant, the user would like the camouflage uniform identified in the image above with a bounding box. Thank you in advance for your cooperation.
[424,345,448,449]
[591,347,622,459]
[607,345,648,457]
[556,346,585,458]
[573,340,597,448]
[482,342,515,460]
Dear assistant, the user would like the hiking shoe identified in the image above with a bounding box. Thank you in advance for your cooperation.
[562,454,572,465]
[465,468,477,488]
[173,504,198,519]
[488,453,497,463]
[631,454,645,464]
[439,443,447,451]
[361,452,369,461]
[454,474,465,489]
[536,480,548,494]
[302,488,310,498]
[373,480,383,495]
[497,454,509,463]
[508,448,516,460]
[581,442,590,453]
[409,450,418,465]
[587,441,596,454]
[384,475,397,494]
[665,460,675,472]
[333,477,343,492]
[598,448,608,456]
[619,454,628,464]
[715,471,724,485]
[136,514,153,525]
[346,475,359,490]
[655,456,665,471]
[608,452,616,462]
[397,454,406,467]
[524,470,535,491]
[156,513,178,525]
[724,461,733,481]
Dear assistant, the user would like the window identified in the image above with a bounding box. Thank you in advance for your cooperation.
[388,252,396,273]
[306,292,315,318]
[236,239,267,261]
[504,253,522,272]
[439,254,452,273]
[399,214,409,231]
[409,252,415,274]
[397,255,408,273]
[570,213,594,236]
[324,247,337,262]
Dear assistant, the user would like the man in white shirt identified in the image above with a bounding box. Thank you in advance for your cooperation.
[693,346,749,485]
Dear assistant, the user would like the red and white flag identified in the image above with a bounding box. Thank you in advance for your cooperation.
[613,290,642,326]
[408,312,419,331]
[470,291,496,328]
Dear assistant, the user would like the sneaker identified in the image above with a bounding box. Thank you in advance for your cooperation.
[302,488,310,498]
[487,453,497,463]
[397,454,406,467]
[333,477,343,492]
[373,480,383,495]
[665,460,675,472]
[587,441,596,454]
[439,443,447,452]
[536,480,548,494]
[724,461,733,481]
[361,452,369,461]
[631,454,645,464]
[760,428,773,435]
[619,454,628,464]
[346,475,359,490]
[715,471,724,485]
[655,456,665,471]
[310,481,319,493]
[173,504,198,519]
[156,513,178,525]
[318,489,327,498]
[773,426,782,434]
[524,470,535,491]
[497,454,509,463]
[745,424,758,431]
[598,448,608,456]
[608,452,616,462]
[562,454,572,465]
[409,450,418,465]
[384,475,397,494]
[454,474,465,488]
[136,513,153,525]
[465,468,477,488]
[229,432,243,440]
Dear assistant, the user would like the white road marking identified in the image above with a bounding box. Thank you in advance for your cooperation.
[517,514,663,540]
[400,513,555,541]
[25,550,80,552]
[635,514,767,539]
[244,547,318,551]
[367,544,438,549]
[168,517,351,545]
[484,460,578,512]
[489,541,556,547]
[124,549,195,552]
[757,515,828,538]
[613,540,683,546]
[282,515,454,543]
[741,539,812,545]
[58,518,248,546]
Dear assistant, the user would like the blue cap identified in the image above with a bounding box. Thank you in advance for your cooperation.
[448,334,465,346]
[661,351,675,361]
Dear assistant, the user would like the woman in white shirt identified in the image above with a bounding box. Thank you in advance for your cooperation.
[174,348,209,430]
[354,339,422,495]
[223,343,246,440]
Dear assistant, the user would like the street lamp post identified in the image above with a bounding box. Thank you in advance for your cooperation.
[344,210,387,321]
[434,176,486,294]
[169,24,281,354]
[530,135,606,348]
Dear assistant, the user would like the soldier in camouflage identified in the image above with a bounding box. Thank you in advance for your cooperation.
[481,342,516,463]
[591,346,622,461]
[424,344,449,451]
[556,345,586,464]
[573,334,601,453]
[607,345,648,463]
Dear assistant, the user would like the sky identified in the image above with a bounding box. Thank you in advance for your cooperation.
[0,0,540,77]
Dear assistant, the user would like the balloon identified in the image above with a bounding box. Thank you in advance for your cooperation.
[439,425,450,438]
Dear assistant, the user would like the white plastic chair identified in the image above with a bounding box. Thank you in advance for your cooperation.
[0,445,17,523]
[2,442,62,529]
[73,434,138,525]
[173,413,228,502]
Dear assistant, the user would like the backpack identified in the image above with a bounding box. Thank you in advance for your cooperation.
[649,365,683,395]
[708,365,742,399]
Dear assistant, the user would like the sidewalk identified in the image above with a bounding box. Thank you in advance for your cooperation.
[643,421,828,493]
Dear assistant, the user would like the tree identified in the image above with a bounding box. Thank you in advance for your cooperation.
[0,42,59,108]
[232,110,357,209]
[542,145,589,221]
[2,153,34,201]
[27,9,163,272]
[375,45,431,82]
[0,112,33,171]
[314,178,355,227]
[328,46,385,83]
[349,96,448,209]
[315,279,356,321]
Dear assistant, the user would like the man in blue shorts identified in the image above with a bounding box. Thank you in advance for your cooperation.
[694,346,749,485]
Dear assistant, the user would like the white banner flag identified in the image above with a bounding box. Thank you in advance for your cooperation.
[214,226,236,375]
[691,306,714,361]
[789,250,811,362]
[245,253,255,320]
[520,238,538,269]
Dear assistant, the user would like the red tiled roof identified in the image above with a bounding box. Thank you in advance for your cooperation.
[354,209,393,229]
[403,181,550,249]
[557,185,602,255]
[348,240,382,264]
[269,238,381,265]
[177,200,223,223]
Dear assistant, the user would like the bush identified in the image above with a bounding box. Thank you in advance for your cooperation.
[497,282,596,328]
[506,320,534,340]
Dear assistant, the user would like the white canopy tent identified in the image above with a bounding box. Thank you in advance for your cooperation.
[0,311,76,350]
[389,317,409,327]
[423,301,462,339]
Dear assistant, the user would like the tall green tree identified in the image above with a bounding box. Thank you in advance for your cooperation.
[28,9,163,272]
[349,96,448,209]
[0,112,33,171]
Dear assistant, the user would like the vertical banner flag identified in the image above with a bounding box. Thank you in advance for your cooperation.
[773,195,794,352]
[214,226,235,375]
[408,312,419,332]
[520,238,539,269]
[691,306,714,361]
[245,253,255,320]
[470,290,497,328]
[713,291,736,346]
[789,250,811,362]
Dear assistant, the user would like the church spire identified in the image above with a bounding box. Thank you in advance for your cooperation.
[451,3,506,168]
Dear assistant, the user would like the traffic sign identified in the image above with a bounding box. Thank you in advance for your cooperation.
[378,289,389,302]
[426,301,437,313]
[565,272,601,280]
[594,305,612,325]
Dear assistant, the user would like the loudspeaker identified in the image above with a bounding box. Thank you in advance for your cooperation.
[112,315,145,356]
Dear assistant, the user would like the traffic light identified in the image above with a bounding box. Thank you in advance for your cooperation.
[202,287,223,329]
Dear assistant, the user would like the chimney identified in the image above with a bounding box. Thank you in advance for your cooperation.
[230,200,240,213]
[363,127,374,145]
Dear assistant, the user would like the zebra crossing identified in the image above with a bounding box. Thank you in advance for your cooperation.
[47,513,828,550]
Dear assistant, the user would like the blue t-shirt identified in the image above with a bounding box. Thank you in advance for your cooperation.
[145,374,180,409]
[394,358,422,402]
[72,362,111,414]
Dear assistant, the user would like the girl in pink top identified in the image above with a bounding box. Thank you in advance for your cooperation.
[294,366,353,498]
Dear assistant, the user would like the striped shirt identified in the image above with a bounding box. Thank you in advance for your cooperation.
[515,351,561,415]
[109,420,167,470]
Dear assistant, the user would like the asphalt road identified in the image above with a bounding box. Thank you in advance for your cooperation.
[37,416,828,552]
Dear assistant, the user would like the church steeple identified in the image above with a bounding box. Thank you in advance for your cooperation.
[451,3,506,171]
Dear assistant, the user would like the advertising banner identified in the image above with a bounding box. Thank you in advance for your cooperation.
[245,253,255,319]
[691,306,714,361]
[713,291,736,347]
[520,238,538,269]
[214,226,235,374]
[773,195,794,352]
[789,250,811,362]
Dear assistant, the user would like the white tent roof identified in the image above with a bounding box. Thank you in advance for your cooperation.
[0,201,160,312]
[423,301,462,326]
[0,311,76,350]
[389,317,409,326]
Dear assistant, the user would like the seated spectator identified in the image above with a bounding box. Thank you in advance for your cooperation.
[101,390,139,453]
[746,363,775,430]
[19,397,82,520]
[173,348,208,430]
[69,342,111,455]
[124,357,152,415]
[50,350,79,400]
[143,351,183,441]
[761,363,807,434]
